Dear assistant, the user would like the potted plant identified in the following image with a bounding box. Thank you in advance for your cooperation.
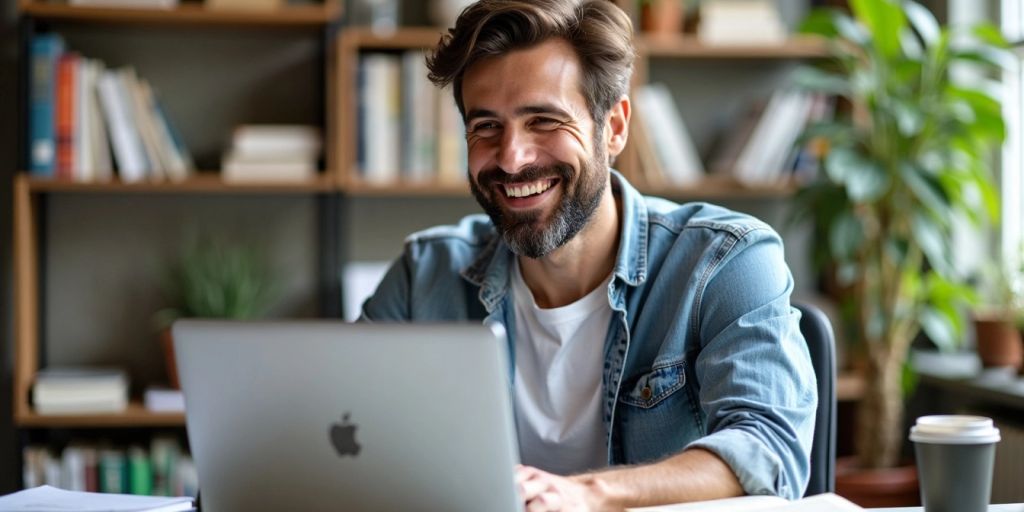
[639,0,689,35]
[792,0,1009,504]
[155,238,277,387]
[972,259,1024,369]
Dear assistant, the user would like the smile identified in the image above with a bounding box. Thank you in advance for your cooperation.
[502,179,556,198]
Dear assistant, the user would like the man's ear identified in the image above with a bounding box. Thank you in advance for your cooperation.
[604,95,630,161]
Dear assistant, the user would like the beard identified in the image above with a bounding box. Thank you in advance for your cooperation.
[469,148,608,259]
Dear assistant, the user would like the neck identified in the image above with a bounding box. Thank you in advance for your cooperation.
[518,183,620,309]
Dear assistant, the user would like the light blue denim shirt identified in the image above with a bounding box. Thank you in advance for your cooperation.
[361,171,817,500]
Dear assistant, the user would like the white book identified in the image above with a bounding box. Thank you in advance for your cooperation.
[627,492,863,511]
[436,93,467,184]
[97,70,148,182]
[222,154,317,183]
[635,83,704,186]
[734,90,813,185]
[402,50,437,182]
[0,486,193,512]
[698,0,788,45]
[122,70,166,180]
[361,53,402,183]
[232,124,321,158]
[74,58,92,182]
[144,387,185,413]
[33,366,128,414]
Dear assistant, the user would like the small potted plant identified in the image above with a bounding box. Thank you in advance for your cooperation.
[154,238,276,388]
[639,0,689,35]
[972,260,1024,370]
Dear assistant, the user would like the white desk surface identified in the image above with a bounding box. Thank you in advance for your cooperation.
[871,505,1024,512]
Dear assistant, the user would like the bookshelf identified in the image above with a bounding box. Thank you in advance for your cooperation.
[12,1,342,439]
[333,26,820,199]
[18,0,341,27]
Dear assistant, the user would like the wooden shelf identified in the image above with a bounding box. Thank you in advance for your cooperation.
[343,178,471,198]
[342,27,446,50]
[16,401,185,428]
[17,0,342,27]
[639,35,827,59]
[21,173,335,194]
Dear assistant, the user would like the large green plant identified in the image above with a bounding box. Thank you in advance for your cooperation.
[793,0,1009,469]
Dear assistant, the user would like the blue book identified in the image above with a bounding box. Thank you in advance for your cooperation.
[29,34,66,177]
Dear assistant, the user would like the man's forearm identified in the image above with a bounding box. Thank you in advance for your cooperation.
[571,448,744,509]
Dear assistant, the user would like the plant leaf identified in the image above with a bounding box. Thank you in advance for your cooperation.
[850,0,906,58]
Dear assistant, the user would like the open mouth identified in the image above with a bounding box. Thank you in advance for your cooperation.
[500,178,558,200]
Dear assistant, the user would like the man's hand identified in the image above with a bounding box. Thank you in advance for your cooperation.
[515,465,622,512]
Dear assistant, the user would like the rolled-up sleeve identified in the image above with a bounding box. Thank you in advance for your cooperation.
[684,227,817,500]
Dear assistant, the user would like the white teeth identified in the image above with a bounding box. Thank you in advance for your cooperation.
[504,180,552,198]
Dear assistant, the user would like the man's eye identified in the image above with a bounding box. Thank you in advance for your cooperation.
[531,117,561,129]
[470,122,500,134]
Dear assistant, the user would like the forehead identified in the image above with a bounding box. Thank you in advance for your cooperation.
[461,38,587,114]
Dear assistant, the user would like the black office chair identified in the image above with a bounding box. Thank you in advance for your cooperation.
[794,302,837,496]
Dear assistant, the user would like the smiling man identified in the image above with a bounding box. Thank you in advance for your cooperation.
[360,1,817,511]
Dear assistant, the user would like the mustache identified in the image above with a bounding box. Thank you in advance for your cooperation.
[476,164,572,189]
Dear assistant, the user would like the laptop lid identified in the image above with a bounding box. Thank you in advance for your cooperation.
[174,320,522,512]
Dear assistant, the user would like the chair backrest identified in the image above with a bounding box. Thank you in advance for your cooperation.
[794,302,837,496]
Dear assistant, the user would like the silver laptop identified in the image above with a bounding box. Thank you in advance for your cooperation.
[174,320,522,512]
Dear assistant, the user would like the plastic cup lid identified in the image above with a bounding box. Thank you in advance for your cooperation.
[909,415,1001,444]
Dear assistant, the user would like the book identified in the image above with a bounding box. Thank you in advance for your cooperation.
[635,83,704,186]
[360,53,402,183]
[698,0,788,46]
[627,492,863,511]
[32,367,128,414]
[30,34,66,177]
[221,124,320,182]
[144,387,185,413]
[0,486,193,512]
[55,52,80,180]
[401,50,438,182]
[97,69,149,182]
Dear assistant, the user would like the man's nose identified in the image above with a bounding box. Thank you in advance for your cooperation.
[496,128,537,174]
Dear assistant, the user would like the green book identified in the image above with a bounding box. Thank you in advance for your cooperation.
[98,449,127,494]
[129,446,153,495]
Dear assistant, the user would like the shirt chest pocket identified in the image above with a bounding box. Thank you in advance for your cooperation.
[619,361,687,409]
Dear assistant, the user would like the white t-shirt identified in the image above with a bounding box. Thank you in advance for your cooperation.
[511,261,612,475]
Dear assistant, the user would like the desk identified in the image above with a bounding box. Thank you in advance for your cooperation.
[871,506,1024,511]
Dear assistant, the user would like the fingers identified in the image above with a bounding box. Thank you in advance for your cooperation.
[516,466,566,512]
[526,490,564,512]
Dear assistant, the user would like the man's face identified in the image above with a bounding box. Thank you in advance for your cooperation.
[461,38,608,259]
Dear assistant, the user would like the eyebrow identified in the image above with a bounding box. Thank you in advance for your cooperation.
[464,104,573,123]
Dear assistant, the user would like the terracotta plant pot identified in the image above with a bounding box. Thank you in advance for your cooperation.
[974,316,1023,369]
[159,328,180,389]
[641,0,684,35]
[835,457,920,508]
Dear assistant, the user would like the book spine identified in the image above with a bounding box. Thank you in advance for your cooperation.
[55,53,79,180]
[29,34,65,177]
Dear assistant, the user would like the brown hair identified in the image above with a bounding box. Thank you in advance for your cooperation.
[426,0,635,124]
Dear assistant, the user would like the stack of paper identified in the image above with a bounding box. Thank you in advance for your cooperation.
[627,492,863,511]
[0,485,193,511]
[33,367,128,414]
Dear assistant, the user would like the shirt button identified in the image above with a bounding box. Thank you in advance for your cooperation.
[641,386,652,400]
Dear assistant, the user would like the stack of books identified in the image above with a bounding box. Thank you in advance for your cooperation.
[698,0,788,46]
[222,124,321,183]
[32,367,128,415]
[29,33,193,183]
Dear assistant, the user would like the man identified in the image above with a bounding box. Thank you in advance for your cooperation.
[361,1,817,510]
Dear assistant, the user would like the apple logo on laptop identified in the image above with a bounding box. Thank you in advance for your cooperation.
[330,412,361,457]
